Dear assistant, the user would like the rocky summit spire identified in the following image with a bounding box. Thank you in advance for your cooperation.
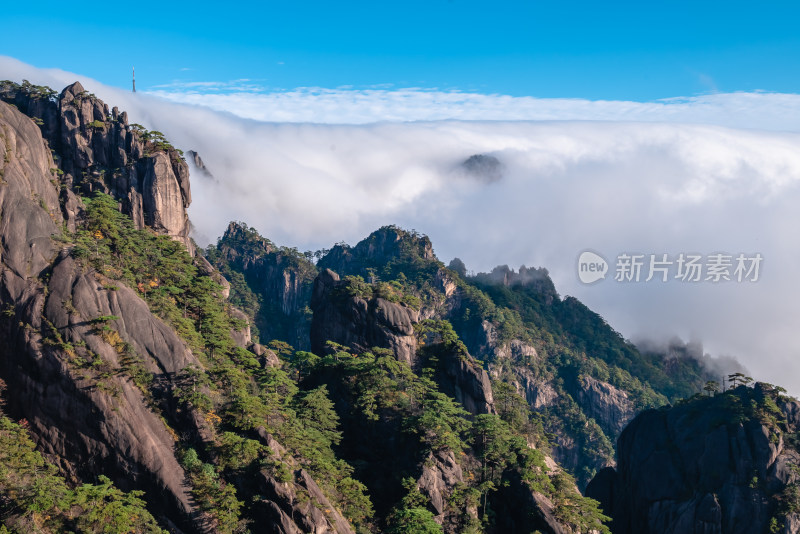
[132,66,136,92]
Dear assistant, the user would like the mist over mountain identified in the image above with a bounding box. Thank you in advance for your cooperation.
[2,56,798,399]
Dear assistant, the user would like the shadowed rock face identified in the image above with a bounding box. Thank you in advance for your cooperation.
[575,375,635,436]
[253,429,356,534]
[215,221,317,348]
[311,269,419,365]
[0,100,204,528]
[586,384,800,534]
[492,468,569,534]
[432,350,496,416]
[311,268,496,415]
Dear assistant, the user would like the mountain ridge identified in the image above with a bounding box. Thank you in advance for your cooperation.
[0,78,784,534]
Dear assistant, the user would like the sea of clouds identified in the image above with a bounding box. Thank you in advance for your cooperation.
[3,55,800,392]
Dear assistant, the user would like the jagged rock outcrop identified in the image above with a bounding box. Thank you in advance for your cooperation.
[212,222,317,348]
[575,375,635,436]
[311,269,496,415]
[433,350,496,415]
[229,307,252,348]
[186,149,216,181]
[311,269,418,364]
[586,384,800,534]
[492,469,568,534]
[253,429,356,534]
[416,450,470,527]
[0,99,204,529]
[219,222,314,317]
[471,265,557,304]
[0,81,193,252]
[318,226,435,278]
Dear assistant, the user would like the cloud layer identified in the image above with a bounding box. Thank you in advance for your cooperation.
[147,83,800,132]
[4,55,800,393]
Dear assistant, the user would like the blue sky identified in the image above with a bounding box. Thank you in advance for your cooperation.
[4,0,800,100]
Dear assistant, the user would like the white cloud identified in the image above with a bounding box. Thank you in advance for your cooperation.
[144,83,800,131]
[4,55,800,394]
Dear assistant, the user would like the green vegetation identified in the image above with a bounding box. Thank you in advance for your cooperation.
[293,343,611,533]
[0,89,627,533]
[0,415,165,533]
[387,478,443,534]
[317,226,445,308]
[210,223,692,487]
[72,193,232,354]
[205,221,318,346]
[0,80,58,102]
[677,381,790,431]
[128,125,184,158]
[68,193,371,531]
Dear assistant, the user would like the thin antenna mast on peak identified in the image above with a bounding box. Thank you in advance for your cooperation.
[132,67,136,93]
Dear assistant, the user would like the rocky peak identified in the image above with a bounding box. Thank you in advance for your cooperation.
[587,383,800,534]
[1,80,193,252]
[318,225,436,278]
[461,153,504,183]
[209,222,318,347]
[0,99,203,530]
[186,149,216,181]
[310,268,419,364]
[219,221,275,263]
[472,264,558,303]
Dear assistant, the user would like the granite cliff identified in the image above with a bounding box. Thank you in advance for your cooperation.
[587,383,800,534]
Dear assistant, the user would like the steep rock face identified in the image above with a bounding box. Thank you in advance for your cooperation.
[485,337,558,409]
[311,269,418,364]
[213,222,317,348]
[1,81,193,252]
[0,100,205,529]
[253,429,355,534]
[575,375,635,436]
[492,469,568,534]
[222,226,312,316]
[229,307,253,348]
[0,101,63,280]
[416,450,470,527]
[312,269,496,415]
[586,384,800,534]
[508,367,559,409]
[433,350,496,415]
